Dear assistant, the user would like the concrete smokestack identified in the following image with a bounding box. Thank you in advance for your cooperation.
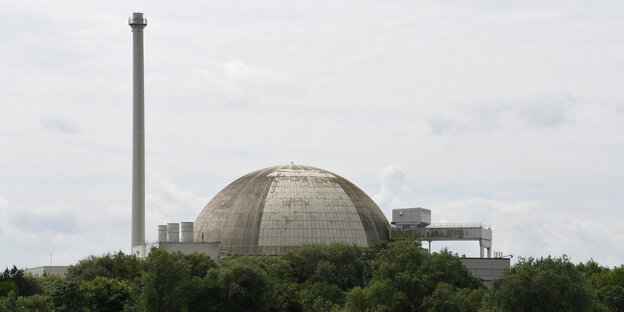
[129,13,147,248]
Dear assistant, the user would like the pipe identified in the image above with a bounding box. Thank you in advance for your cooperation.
[157,225,167,242]
[180,222,194,243]
[167,223,180,243]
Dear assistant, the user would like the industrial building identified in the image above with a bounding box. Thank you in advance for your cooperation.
[27,13,511,285]
[25,266,68,278]
[125,11,510,285]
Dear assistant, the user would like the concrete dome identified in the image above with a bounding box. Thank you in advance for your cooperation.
[194,165,389,255]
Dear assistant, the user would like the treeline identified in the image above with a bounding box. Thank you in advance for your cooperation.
[0,241,623,311]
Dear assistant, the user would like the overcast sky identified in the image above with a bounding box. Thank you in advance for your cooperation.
[1,0,623,269]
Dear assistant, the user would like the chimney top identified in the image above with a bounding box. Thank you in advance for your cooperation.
[129,12,147,27]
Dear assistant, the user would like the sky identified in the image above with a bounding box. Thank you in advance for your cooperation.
[1,0,623,269]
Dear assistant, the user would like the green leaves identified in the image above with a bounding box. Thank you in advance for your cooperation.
[80,276,130,312]
[216,262,270,312]
[66,251,143,283]
[2,244,623,311]
[140,248,189,312]
[284,243,367,291]
[482,256,596,312]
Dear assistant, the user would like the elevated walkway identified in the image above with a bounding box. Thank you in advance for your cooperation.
[390,223,493,258]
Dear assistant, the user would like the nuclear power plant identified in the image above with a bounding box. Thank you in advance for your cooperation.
[30,12,510,286]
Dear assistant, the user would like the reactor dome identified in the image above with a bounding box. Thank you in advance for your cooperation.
[194,165,389,255]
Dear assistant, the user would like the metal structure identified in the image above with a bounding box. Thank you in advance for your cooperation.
[390,208,493,258]
[129,12,147,249]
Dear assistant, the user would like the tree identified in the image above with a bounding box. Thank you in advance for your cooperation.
[270,280,302,312]
[482,256,597,311]
[80,276,130,312]
[420,249,483,291]
[140,248,189,312]
[181,277,222,312]
[0,281,17,298]
[0,266,41,297]
[422,283,463,312]
[368,240,428,310]
[284,243,367,291]
[581,263,624,311]
[220,255,300,311]
[421,283,485,312]
[298,282,344,312]
[48,280,87,312]
[66,251,142,282]
[0,291,52,312]
[597,285,624,312]
[343,241,484,312]
[37,274,64,297]
[343,279,406,312]
[577,260,608,278]
[216,261,270,312]
[182,252,218,278]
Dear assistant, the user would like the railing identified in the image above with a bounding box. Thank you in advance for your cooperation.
[426,223,491,230]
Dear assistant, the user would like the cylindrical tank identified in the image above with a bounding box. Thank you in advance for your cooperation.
[181,222,194,243]
[157,225,167,242]
[167,223,179,242]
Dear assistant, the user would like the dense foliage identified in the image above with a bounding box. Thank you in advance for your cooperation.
[1,241,623,311]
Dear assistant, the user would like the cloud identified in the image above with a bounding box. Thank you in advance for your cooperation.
[427,93,576,135]
[0,170,209,268]
[517,94,575,128]
[195,60,298,107]
[373,165,413,216]
[431,198,624,266]
[0,195,128,268]
[144,170,208,241]
[41,116,79,134]
[615,102,624,115]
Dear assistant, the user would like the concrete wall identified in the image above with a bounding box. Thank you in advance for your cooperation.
[460,257,510,288]
[132,242,221,261]
[25,266,68,277]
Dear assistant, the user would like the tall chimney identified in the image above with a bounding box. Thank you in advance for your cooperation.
[129,13,147,248]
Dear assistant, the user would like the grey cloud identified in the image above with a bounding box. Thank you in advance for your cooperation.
[427,94,575,135]
[373,165,413,217]
[427,104,505,135]
[7,203,77,235]
[427,117,457,135]
[144,170,209,240]
[0,195,130,268]
[517,94,574,128]
[42,116,78,134]
[432,198,624,266]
